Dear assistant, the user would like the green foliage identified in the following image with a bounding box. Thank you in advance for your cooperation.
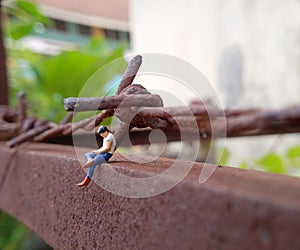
[221,143,300,176]
[238,161,249,169]
[5,1,127,122]
[255,153,286,174]
[4,0,50,40]
[8,22,33,40]
[0,212,51,250]
[286,145,300,168]
[218,147,230,165]
[255,145,300,175]
[0,212,29,249]
[8,37,126,122]
[15,0,49,24]
[287,145,300,158]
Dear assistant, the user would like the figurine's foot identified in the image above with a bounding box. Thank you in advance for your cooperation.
[82,159,94,168]
[76,176,91,187]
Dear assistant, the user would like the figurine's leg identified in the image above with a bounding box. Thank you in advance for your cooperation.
[76,176,91,187]
[93,154,107,165]
[77,154,108,187]
[83,152,96,168]
[85,152,95,161]
[77,152,97,186]
[87,154,106,178]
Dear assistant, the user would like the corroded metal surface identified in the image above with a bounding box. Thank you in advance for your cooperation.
[1,142,300,249]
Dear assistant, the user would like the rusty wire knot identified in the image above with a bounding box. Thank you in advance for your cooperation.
[3,54,213,147]
[115,84,167,128]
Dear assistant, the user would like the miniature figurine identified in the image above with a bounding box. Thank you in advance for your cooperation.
[77,125,116,187]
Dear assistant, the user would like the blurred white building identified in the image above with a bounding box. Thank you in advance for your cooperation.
[130,0,300,109]
[129,0,300,166]
[31,0,130,54]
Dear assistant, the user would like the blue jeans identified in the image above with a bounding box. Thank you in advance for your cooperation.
[85,152,112,178]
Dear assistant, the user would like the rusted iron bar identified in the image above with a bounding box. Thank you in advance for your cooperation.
[17,91,26,132]
[128,105,300,138]
[0,106,18,140]
[225,105,300,137]
[45,121,300,148]
[137,105,222,118]
[114,122,133,148]
[64,94,163,112]
[0,0,8,105]
[85,109,115,130]
[34,112,74,142]
[1,142,300,249]
[59,112,73,125]
[7,120,51,147]
[116,55,142,95]
[33,124,66,142]
[20,117,36,133]
[224,108,260,117]
[2,103,300,146]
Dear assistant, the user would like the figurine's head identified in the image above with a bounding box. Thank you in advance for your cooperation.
[97,125,110,138]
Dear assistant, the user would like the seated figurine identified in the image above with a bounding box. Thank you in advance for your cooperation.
[77,125,116,187]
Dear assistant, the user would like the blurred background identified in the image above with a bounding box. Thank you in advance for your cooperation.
[1,0,300,248]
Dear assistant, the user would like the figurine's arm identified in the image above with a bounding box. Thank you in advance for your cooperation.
[92,141,113,155]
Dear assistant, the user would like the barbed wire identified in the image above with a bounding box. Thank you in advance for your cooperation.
[1,55,300,148]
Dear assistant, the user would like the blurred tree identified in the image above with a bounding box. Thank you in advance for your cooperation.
[4,0,50,40]
[0,0,8,104]
[0,212,52,250]
[3,0,127,122]
[8,37,126,122]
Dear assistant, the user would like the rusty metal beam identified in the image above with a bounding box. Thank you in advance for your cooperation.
[0,0,8,105]
[1,142,300,249]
